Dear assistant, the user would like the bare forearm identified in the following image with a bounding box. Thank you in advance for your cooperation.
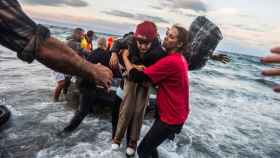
[122,50,133,71]
[36,37,96,80]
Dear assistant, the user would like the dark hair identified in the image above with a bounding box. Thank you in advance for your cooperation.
[87,30,94,37]
[172,25,191,53]
[74,27,84,32]
[123,31,134,38]
[73,28,84,35]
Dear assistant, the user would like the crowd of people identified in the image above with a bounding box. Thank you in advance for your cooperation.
[0,0,279,158]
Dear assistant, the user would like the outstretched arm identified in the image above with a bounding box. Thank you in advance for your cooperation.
[261,47,280,64]
[37,37,112,88]
[261,47,280,92]
[210,51,231,64]
[0,0,112,88]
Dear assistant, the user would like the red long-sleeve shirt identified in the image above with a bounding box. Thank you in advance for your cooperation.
[144,52,189,125]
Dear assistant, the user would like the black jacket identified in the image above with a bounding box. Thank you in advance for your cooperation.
[87,48,111,67]
[87,48,122,78]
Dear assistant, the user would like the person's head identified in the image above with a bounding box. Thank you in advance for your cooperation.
[73,28,84,41]
[163,25,191,53]
[134,21,157,54]
[97,37,107,50]
[86,30,95,41]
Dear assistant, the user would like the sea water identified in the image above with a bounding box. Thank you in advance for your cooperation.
[0,25,280,158]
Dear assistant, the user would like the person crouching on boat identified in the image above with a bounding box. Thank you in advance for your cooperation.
[60,37,122,137]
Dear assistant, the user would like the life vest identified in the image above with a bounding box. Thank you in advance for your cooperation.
[80,36,93,52]
[107,36,113,49]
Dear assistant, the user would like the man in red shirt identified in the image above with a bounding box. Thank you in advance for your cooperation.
[123,25,191,158]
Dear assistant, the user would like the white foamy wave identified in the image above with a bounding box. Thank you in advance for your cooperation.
[5,104,23,116]
[1,25,280,158]
[41,111,73,124]
[36,142,124,158]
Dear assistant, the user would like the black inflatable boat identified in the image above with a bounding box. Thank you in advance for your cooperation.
[0,105,11,126]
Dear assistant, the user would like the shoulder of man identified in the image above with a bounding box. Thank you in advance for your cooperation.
[110,35,133,53]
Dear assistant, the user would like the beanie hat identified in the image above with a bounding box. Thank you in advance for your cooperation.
[134,21,157,42]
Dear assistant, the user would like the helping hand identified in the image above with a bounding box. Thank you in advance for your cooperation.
[261,47,280,92]
[210,53,231,64]
[91,63,113,89]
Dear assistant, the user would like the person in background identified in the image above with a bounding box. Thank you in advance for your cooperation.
[62,28,86,96]
[261,47,280,92]
[124,24,191,158]
[92,37,122,78]
[90,37,111,66]
[81,30,95,53]
[107,36,114,51]
[53,28,86,102]
[66,28,85,56]
[0,0,112,89]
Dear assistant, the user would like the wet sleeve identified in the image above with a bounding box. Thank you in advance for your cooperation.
[0,0,50,63]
